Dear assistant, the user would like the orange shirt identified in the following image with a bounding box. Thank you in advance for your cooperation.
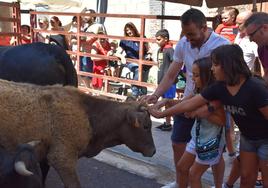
[215,23,238,43]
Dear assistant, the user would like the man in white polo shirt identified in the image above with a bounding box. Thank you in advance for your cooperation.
[143,8,229,188]
[235,11,259,73]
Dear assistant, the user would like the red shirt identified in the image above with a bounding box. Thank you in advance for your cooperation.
[91,40,111,89]
[0,36,11,46]
[21,35,31,44]
[215,23,238,43]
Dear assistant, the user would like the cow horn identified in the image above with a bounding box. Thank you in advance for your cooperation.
[14,161,33,176]
[27,140,40,147]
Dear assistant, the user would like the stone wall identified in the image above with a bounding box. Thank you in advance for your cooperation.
[148,0,163,38]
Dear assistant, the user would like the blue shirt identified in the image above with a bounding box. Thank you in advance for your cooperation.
[119,40,140,59]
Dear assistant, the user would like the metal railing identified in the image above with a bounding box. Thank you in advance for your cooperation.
[18,10,214,100]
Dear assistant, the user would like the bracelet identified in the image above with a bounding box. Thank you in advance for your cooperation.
[152,93,160,99]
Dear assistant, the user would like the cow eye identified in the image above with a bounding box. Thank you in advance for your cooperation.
[142,114,151,131]
[144,125,149,131]
[143,122,151,131]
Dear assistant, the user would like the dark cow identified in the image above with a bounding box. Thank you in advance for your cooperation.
[0,79,156,188]
[0,42,78,87]
[0,141,43,188]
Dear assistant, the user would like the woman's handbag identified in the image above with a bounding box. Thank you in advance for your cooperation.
[195,118,223,161]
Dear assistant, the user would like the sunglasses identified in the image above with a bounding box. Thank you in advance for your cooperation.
[248,25,262,38]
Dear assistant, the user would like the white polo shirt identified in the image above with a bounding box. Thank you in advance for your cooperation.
[173,32,229,97]
[234,33,258,71]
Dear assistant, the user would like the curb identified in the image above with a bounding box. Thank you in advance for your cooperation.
[94,149,216,188]
[94,149,175,186]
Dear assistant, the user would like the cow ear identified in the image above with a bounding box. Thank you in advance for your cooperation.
[134,118,140,128]
[126,109,141,128]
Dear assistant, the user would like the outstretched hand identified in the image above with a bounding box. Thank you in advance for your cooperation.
[148,99,168,118]
[139,94,159,104]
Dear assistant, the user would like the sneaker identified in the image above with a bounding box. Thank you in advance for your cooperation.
[161,123,172,131]
[155,123,166,130]
[161,181,178,188]
[223,183,233,188]
[211,183,233,188]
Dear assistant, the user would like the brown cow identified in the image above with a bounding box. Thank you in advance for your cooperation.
[0,79,155,188]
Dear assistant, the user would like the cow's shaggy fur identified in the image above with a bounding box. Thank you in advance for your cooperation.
[0,79,155,188]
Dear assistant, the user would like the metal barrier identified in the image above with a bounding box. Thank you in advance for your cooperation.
[8,9,214,100]
[30,11,173,100]
[0,2,21,46]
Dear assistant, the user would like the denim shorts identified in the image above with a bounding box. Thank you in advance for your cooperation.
[171,114,194,144]
[225,112,232,130]
[240,134,268,160]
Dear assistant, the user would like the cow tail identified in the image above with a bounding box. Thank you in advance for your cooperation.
[57,47,78,87]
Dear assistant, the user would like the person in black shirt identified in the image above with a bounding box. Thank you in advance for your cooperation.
[149,44,268,188]
[49,16,69,50]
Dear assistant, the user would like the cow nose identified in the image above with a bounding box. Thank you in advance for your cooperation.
[151,148,156,155]
[143,147,156,157]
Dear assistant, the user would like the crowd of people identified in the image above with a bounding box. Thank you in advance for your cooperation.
[142,8,268,188]
[33,9,153,96]
[0,8,181,101]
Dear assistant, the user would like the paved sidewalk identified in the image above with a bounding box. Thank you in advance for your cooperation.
[108,117,240,187]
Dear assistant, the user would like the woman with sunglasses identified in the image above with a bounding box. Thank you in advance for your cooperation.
[36,17,49,43]
[48,16,69,50]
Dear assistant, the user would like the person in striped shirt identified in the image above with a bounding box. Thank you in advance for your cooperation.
[215,7,239,43]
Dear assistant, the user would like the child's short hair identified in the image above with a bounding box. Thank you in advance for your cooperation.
[21,25,30,33]
[110,40,118,46]
[222,7,239,19]
[155,29,169,40]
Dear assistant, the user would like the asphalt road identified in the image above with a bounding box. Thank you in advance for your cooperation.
[45,157,163,188]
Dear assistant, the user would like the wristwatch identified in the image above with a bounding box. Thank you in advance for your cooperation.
[152,93,160,99]
[207,102,215,113]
